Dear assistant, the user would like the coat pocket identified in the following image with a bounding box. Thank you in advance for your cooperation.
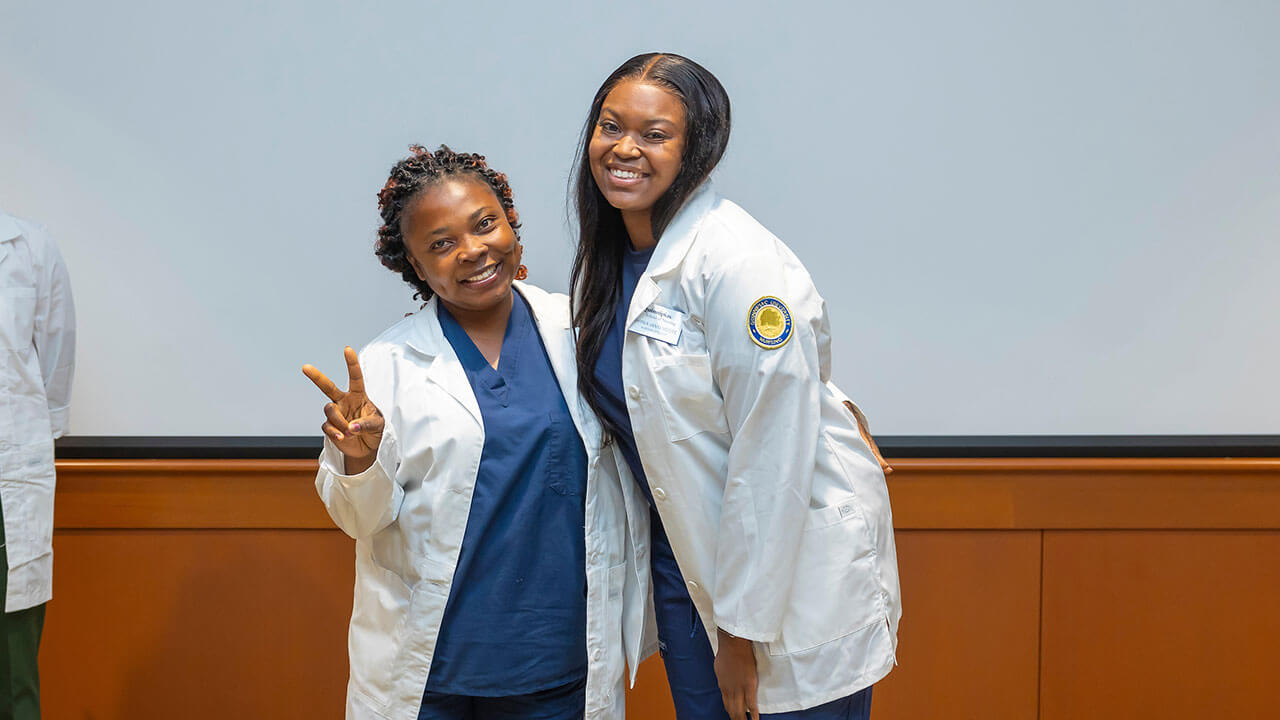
[547,413,584,496]
[650,354,729,442]
[348,542,414,710]
[0,287,35,352]
[765,498,883,656]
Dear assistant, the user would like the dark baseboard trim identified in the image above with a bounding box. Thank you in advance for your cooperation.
[53,435,1280,459]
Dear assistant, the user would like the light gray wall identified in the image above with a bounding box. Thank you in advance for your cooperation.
[2,1,1277,435]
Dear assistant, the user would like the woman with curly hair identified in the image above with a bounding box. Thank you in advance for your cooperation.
[303,145,647,720]
[570,54,901,720]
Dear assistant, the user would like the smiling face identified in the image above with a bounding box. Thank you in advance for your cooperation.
[401,175,522,319]
[589,79,687,223]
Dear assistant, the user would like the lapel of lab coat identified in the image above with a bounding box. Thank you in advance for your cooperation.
[624,183,717,329]
[402,295,483,426]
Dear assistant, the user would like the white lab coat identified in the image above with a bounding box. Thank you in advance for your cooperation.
[617,185,901,713]
[315,282,653,720]
[0,211,75,614]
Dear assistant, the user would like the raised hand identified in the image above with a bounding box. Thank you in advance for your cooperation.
[303,347,385,474]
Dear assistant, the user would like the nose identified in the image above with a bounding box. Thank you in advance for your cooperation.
[613,134,641,158]
[456,233,486,264]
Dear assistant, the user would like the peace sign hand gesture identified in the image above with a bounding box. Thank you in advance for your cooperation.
[303,347,385,474]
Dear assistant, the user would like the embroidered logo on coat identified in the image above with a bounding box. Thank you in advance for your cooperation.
[747,296,793,349]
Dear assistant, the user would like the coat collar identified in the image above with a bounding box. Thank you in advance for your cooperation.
[0,213,21,267]
[0,213,21,242]
[400,281,573,427]
[624,183,717,328]
[643,181,717,279]
[401,294,481,424]
[402,281,564,359]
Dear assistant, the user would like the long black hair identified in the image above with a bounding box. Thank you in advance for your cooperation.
[569,53,732,434]
[375,145,521,302]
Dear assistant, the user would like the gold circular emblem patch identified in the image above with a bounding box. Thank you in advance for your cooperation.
[747,296,793,349]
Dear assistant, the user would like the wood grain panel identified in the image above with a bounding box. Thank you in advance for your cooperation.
[1040,530,1280,720]
[625,655,677,719]
[55,460,330,529]
[40,529,353,719]
[55,458,1280,531]
[888,458,1280,529]
[872,530,1042,720]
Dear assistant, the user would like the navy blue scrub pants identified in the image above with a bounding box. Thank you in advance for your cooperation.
[650,512,872,720]
[418,676,586,720]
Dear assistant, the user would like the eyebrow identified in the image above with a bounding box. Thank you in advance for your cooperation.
[427,206,493,236]
[599,107,679,127]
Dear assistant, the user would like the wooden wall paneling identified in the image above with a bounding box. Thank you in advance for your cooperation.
[871,530,1043,720]
[1040,530,1280,720]
[54,460,329,529]
[55,458,1280,531]
[625,656,678,719]
[625,531,1044,720]
[40,529,354,719]
[888,459,1280,530]
[41,457,1280,719]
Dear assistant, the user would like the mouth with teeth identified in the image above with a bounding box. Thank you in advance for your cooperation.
[609,167,648,181]
[460,262,501,285]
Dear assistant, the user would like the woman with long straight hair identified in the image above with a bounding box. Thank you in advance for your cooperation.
[569,53,901,720]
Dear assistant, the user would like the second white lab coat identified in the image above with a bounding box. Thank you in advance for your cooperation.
[0,211,75,614]
[616,185,901,714]
[315,282,653,720]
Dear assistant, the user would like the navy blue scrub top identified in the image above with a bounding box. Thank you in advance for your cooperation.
[425,290,589,696]
[593,242,657,503]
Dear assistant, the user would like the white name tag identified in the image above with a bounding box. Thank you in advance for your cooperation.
[629,304,685,346]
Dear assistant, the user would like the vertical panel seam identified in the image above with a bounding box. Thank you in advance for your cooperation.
[1037,529,1046,720]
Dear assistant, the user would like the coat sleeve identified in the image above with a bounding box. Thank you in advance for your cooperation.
[32,229,75,438]
[313,347,405,540]
[702,247,828,643]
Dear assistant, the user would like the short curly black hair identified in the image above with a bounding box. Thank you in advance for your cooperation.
[375,145,521,301]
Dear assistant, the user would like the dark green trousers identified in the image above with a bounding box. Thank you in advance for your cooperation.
[0,497,44,720]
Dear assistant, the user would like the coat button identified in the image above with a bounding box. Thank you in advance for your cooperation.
[652,488,667,501]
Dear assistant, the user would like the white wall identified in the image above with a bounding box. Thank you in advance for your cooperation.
[2,1,1277,436]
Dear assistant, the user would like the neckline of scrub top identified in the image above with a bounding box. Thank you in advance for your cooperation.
[437,290,532,408]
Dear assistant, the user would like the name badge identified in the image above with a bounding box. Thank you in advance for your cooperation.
[629,304,685,346]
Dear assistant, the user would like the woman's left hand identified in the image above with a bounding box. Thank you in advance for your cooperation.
[714,628,760,719]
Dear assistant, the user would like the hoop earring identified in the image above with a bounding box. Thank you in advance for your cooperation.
[515,264,528,281]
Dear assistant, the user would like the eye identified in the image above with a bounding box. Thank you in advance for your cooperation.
[599,120,620,134]
[477,216,496,231]
[429,238,451,250]
[644,131,669,142]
